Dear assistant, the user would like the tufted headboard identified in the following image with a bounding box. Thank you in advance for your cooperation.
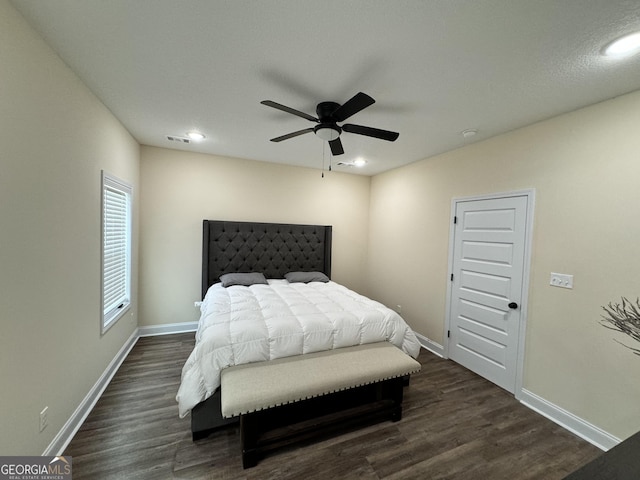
[202,220,332,298]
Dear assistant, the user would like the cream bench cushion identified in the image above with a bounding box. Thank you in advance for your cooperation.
[220,341,421,418]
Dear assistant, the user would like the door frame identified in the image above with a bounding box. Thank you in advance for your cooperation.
[443,189,535,400]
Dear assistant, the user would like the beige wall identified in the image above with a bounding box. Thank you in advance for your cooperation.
[367,90,640,440]
[0,0,139,455]
[139,146,370,326]
[4,0,639,452]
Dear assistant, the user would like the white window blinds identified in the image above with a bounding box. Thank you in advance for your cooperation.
[101,172,132,332]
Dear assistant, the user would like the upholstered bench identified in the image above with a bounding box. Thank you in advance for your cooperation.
[220,341,421,468]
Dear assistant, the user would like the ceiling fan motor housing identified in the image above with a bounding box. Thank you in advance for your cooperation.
[316,101,341,121]
[314,101,342,140]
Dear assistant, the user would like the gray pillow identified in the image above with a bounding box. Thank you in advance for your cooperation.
[219,272,268,287]
[285,271,330,283]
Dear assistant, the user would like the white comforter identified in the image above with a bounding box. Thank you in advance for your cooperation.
[176,280,421,417]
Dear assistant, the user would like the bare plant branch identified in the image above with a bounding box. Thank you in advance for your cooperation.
[600,297,640,356]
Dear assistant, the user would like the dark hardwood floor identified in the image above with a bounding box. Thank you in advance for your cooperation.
[64,333,601,479]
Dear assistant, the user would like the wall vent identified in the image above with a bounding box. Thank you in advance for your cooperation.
[166,135,191,144]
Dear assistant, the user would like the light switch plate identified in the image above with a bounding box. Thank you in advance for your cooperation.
[550,272,573,289]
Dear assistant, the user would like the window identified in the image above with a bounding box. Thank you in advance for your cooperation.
[101,171,132,333]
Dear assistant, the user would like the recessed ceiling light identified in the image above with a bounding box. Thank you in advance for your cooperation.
[336,158,367,168]
[186,131,205,141]
[461,129,477,138]
[603,32,640,57]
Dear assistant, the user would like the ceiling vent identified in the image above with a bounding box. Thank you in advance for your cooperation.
[166,135,191,144]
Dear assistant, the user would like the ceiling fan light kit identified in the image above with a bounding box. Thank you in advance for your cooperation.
[261,92,399,156]
[314,124,341,141]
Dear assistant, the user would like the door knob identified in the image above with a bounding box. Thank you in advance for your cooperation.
[508,302,518,309]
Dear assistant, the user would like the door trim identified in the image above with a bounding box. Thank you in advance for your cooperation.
[443,189,535,400]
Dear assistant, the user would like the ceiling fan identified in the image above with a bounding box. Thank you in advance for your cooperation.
[261,92,399,156]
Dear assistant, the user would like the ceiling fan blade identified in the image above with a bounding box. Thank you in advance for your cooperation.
[261,100,319,122]
[270,128,314,142]
[342,123,399,141]
[329,138,344,156]
[332,92,375,122]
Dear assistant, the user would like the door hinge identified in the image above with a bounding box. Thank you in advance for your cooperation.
[450,273,454,281]
[453,216,457,224]
[447,330,450,338]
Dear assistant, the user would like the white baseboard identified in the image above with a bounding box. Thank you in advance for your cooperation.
[138,321,198,337]
[415,332,444,357]
[44,321,620,456]
[520,388,620,451]
[44,321,197,456]
[414,334,620,451]
[43,328,139,456]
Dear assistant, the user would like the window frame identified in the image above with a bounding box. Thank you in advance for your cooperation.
[101,171,132,334]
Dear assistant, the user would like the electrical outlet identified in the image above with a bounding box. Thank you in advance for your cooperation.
[550,272,573,289]
[194,301,203,308]
[39,407,48,432]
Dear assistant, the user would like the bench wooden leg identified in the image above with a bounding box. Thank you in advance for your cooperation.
[391,404,403,422]
[240,414,258,468]
[389,377,404,422]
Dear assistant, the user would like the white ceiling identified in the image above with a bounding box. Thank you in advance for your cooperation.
[10,0,640,176]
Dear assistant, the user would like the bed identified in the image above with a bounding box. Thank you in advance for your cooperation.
[177,220,421,439]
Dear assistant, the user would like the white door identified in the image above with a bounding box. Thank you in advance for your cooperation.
[448,195,529,393]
